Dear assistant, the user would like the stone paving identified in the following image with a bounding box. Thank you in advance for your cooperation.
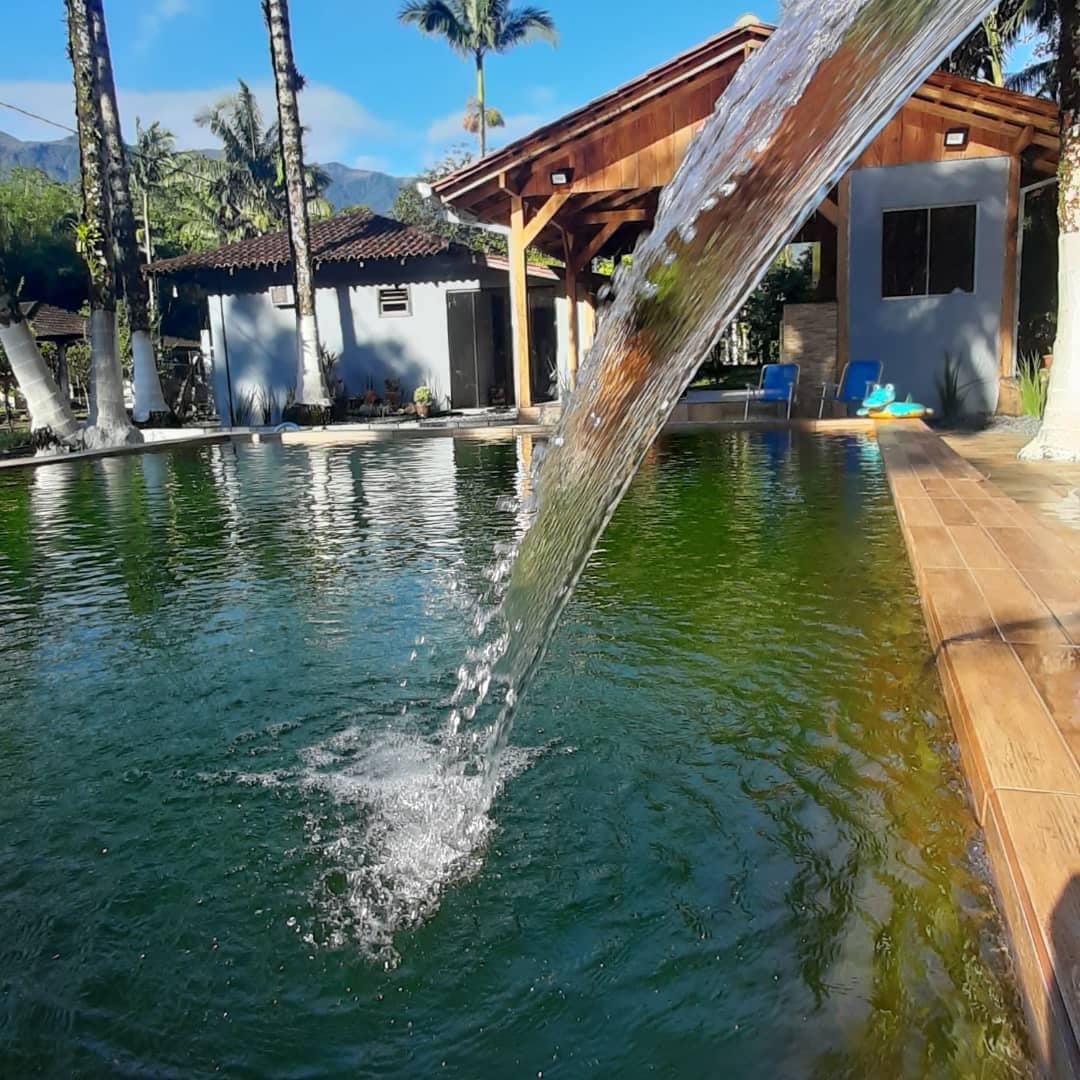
[877,422,1080,1077]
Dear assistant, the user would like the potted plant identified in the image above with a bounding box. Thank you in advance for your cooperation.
[413,385,434,419]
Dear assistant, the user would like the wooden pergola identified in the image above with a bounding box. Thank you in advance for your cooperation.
[432,19,1060,410]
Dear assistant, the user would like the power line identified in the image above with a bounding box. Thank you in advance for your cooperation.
[0,99,217,188]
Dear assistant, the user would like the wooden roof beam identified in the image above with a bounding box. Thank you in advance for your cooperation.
[571,220,624,274]
[918,82,1059,134]
[817,197,839,227]
[906,96,1027,145]
[522,190,572,248]
[575,208,650,226]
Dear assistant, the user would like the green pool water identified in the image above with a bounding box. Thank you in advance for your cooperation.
[0,431,1028,1077]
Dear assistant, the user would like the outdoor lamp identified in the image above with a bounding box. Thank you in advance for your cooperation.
[943,127,969,150]
[550,168,574,186]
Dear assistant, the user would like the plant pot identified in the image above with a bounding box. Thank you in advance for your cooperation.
[415,403,430,419]
[1041,353,1054,370]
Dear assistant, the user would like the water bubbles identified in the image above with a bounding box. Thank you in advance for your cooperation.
[719,180,737,198]
[553,436,564,448]
[678,220,697,244]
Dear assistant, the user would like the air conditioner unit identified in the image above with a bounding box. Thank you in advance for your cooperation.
[270,284,295,307]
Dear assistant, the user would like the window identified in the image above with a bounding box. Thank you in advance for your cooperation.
[378,287,411,317]
[881,204,976,298]
[269,284,295,307]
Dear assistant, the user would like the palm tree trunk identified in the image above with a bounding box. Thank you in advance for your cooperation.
[84,0,169,425]
[66,0,139,448]
[0,255,81,444]
[1021,0,1080,461]
[476,52,487,157]
[262,0,329,414]
[143,189,156,320]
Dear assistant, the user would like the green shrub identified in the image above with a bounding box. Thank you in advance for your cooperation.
[1017,353,1048,418]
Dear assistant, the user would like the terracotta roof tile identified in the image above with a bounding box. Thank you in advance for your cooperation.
[19,302,87,341]
[149,209,453,276]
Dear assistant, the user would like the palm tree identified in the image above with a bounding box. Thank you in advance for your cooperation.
[462,95,505,144]
[0,254,81,445]
[131,120,176,305]
[261,0,329,416]
[398,1,557,157]
[1006,0,1059,98]
[194,81,333,244]
[84,0,171,424]
[943,0,1028,85]
[1021,0,1080,460]
[66,0,138,448]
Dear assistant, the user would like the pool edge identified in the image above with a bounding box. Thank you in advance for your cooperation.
[878,419,1080,1079]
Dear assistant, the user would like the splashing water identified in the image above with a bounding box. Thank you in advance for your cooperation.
[316,0,999,960]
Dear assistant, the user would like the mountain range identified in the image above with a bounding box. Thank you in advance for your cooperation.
[0,130,409,215]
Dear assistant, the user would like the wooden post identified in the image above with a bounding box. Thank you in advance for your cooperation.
[581,292,597,351]
[1000,154,1021,378]
[563,231,580,389]
[508,193,532,409]
[836,174,851,380]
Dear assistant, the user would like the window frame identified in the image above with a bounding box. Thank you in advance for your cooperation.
[880,201,978,301]
[377,286,412,318]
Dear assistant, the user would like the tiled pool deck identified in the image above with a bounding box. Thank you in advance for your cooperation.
[877,423,1080,1077]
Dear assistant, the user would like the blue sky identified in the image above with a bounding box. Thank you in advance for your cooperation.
[0,1,785,175]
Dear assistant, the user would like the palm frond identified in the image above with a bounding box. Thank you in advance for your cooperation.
[1006,58,1056,97]
[398,0,474,55]
[495,5,557,50]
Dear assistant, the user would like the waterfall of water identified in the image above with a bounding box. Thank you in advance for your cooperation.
[462,0,997,763]
[328,0,1000,961]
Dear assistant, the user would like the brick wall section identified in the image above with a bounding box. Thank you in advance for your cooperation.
[781,302,838,416]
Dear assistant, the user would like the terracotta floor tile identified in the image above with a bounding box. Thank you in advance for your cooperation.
[922,479,956,498]
[899,497,942,527]
[1013,645,1080,735]
[993,790,1080,1047]
[970,568,1069,645]
[906,525,964,569]
[933,498,977,526]
[950,479,996,501]
[923,568,1000,643]
[1022,572,1080,645]
[943,639,1080,796]
[968,500,1020,528]
[988,526,1067,572]
[950,525,1012,570]
[981,795,1076,1071]
[891,475,924,499]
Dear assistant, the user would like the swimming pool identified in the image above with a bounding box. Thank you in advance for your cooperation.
[0,431,1028,1077]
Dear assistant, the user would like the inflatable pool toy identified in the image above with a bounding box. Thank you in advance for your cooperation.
[857,383,934,420]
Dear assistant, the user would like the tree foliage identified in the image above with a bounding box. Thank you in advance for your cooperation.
[0,168,86,311]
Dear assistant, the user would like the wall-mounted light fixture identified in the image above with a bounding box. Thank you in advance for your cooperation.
[944,127,970,150]
[550,167,574,187]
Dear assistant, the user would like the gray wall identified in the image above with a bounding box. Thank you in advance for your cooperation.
[206,260,589,422]
[207,262,465,423]
[848,157,1009,415]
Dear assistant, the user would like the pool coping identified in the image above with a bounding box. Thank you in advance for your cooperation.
[877,421,1080,1078]
[0,417,876,471]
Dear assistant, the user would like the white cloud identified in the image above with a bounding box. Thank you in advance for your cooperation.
[135,0,191,52]
[0,79,387,164]
[424,104,556,157]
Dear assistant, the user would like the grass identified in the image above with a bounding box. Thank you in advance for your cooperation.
[1017,354,1048,418]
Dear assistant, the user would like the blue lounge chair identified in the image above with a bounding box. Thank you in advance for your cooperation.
[744,362,800,420]
[819,360,884,418]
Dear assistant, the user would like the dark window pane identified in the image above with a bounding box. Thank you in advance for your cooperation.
[929,204,976,295]
[882,209,928,298]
